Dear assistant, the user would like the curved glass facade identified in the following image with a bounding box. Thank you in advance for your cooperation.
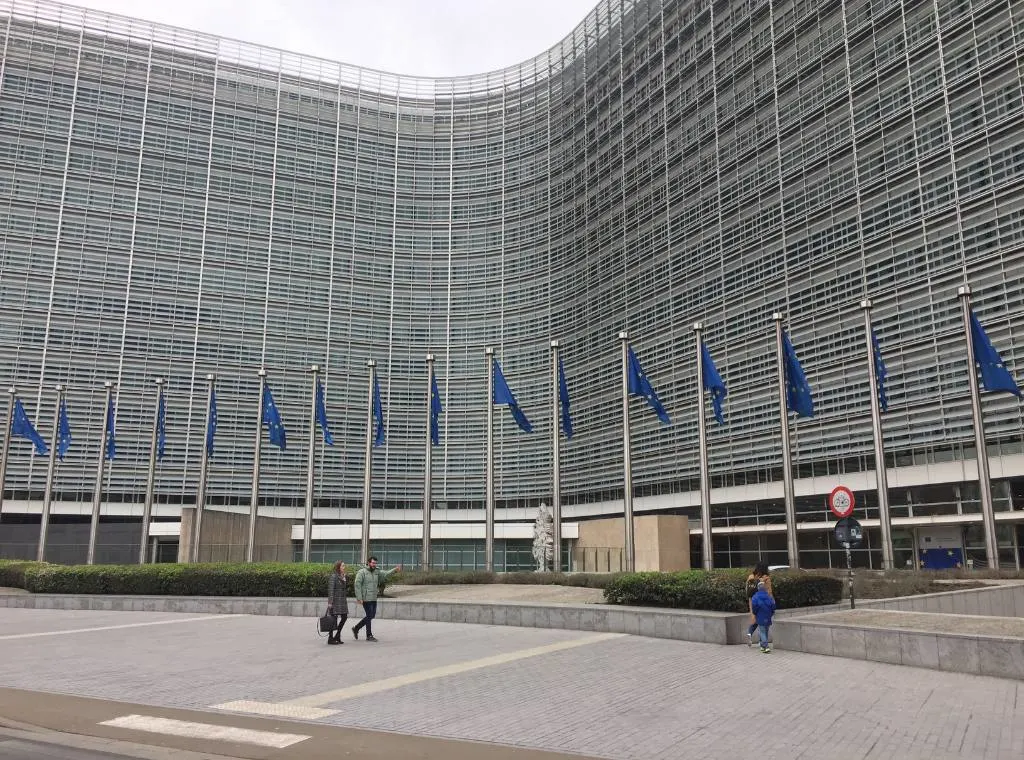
[1,0,1023,550]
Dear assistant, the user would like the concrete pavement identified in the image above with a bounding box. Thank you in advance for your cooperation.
[0,607,1021,759]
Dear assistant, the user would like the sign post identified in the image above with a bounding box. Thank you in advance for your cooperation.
[829,486,860,609]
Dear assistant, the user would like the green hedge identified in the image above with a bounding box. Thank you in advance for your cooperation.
[397,569,616,589]
[0,560,45,590]
[0,561,394,597]
[603,570,843,612]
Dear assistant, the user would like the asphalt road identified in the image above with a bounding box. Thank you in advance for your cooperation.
[0,737,143,760]
[0,688,595,760]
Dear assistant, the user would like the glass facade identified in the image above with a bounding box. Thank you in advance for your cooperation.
[1,0,1023,558]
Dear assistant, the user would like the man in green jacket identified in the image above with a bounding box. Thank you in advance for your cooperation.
[352,556,401,642]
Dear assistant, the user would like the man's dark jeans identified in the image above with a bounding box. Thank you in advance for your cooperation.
[353,601,378,638]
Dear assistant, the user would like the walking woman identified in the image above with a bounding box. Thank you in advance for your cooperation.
[745,561,773,646]
[326,560,349,645]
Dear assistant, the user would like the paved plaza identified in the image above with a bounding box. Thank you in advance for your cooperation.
[0,607,1022,759]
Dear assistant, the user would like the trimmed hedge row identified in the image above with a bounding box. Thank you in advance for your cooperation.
[396,569,616,589]
[0,562,615,595]
[603,570,843,612]
[0,560,41,590]
[0,560,391,597]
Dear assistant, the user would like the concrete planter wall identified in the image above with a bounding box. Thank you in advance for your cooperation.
[0,593,751,646]
[771,618,1024,680]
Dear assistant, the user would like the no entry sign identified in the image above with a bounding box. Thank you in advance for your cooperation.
[829,486,855,519]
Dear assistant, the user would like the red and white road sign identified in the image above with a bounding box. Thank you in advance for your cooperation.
[829,486,855,519]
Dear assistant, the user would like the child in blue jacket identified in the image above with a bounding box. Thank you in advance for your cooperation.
[750,580,777,653]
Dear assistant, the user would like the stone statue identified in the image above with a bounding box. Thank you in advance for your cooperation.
[532,503,554,572]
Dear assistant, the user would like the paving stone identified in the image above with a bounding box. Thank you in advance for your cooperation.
[0,608,1022,759]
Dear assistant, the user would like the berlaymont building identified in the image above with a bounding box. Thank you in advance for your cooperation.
[0,0,1023,572]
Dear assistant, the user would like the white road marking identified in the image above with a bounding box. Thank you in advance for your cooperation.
[0,614,243,640]
[213,701,339,720]
[100,714,308,749]
[212,632,623,717]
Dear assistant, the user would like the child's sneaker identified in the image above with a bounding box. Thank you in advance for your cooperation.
[760,646,771,653]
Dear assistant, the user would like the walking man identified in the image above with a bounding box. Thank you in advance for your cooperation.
[352,556,402,642]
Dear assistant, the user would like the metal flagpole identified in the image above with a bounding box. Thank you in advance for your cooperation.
[485,347,495,572]
[246,368,267,563]
[619,332,635,573]
[773,313,800,570]
[38,385,64,563]
[361,359,376,564]
[550,340,561,574]
[423,354,435,571]
[958,285,1000,569]
[139,378,164,564]
[303,364,320,563]
[193,374,215,563]
[0,386,16,522]
[86,380,114,566]
[861,300,894,570]
[694,323,713,570]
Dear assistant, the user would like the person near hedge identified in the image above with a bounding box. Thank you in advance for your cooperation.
[352,556,402,642]
[750,580,777,653]
[745,561,773,646]
[326,560,349,645]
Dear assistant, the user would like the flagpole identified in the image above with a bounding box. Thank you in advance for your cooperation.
[550,340,561,574]
[246,368,267,563]
[361,359,375,564]
[0,386,16,522]
[139,378,164,565]
[485,347,495,572]
[303,364,320,563]
[423,353,435,571]
[193,373,215,563]
[694,324,713,570]
[619,332,635,573]
[38,385,63,563]
[860,300,894,570]
[773,314,800,570]
[86,380,114,566]
[958,285,1000,569]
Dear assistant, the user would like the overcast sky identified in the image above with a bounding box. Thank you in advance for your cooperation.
[70,0,598,77]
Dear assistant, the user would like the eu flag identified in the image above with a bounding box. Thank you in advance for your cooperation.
[105,397,117,460]
[558,356,573,439]
[262,384,287,449]
[430,373,442,446]
[373,374,385,447]
[701,343,728,425]
[782,331,814,418]
[315,379,334,446]
[872,331,888,412]
[627,346,670,424]
[206,389,217,457]
[156,389,166,461]
[11,399,47,455]
[56,398,71,461]
[493,359,533,432]
[969,311,1022,397]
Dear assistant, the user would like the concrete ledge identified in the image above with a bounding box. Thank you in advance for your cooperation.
[0,593,752,646]
[777,581,1024,620]
[772,617,1024,680]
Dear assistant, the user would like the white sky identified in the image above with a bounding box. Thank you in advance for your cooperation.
[69,0,599,77]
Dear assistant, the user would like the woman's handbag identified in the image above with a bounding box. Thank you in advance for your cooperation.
[318,608,338,635]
